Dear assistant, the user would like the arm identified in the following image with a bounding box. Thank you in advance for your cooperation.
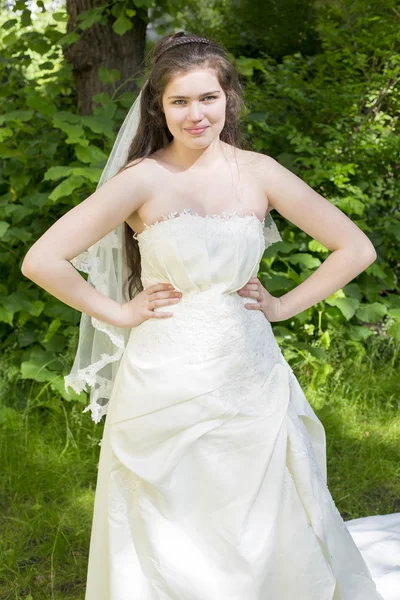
[21,160,148,327]
[258,155,377,322]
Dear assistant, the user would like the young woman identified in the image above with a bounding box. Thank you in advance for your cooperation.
[22,31,384,600]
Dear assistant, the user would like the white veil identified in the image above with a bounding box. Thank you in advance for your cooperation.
[63,91,144,424]
[63,86,282,424]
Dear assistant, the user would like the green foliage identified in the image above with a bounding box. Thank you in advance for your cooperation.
[0,0,398,418]
[232,0,400,373]
[0,4,144,417]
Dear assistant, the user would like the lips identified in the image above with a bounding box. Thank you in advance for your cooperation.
[185,126,209,134]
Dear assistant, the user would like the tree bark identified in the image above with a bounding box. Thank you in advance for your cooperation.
[64,0,148,115]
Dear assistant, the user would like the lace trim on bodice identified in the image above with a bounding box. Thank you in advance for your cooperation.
[131,207,283,249]
[132,208,264,240]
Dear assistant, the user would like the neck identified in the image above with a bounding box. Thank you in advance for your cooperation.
[165,138,227,171]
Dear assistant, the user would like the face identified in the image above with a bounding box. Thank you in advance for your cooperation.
[161,68,226,148]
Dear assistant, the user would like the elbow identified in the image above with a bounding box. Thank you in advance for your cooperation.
[21,251,43,279]
[358,243,377,268]
[364,243,377,264]
[21,258,35,279]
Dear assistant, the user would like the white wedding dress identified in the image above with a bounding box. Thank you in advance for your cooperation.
[84,209,387,600]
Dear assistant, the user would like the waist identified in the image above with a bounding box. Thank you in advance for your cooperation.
[128,288,274,363]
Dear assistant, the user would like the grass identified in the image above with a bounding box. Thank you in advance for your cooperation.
[0,334,399,599]
[295,332,400,519]
[0,402,104,600]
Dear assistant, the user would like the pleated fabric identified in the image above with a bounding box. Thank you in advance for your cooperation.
[85,211,384,600]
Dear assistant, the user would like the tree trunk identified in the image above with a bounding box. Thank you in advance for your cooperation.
[64,0,148,115]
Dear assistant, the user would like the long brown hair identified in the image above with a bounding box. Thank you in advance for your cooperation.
[117,31,249,300]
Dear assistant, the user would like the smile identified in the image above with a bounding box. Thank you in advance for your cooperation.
[185,126,209,135]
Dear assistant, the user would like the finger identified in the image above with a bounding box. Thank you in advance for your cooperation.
[148,310,174,318]
[147,283,174,293]
[149,298,180,309]
[244,302,260,309]
[152,290,181,300]
[240,290,260,298]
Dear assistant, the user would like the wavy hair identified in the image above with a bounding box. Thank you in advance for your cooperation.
[117,31,249,300]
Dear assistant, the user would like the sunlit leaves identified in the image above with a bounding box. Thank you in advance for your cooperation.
[112,13,134,35]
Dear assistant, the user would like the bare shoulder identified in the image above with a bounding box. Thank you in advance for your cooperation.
[237,148,278,171]
[236,149,280,200]
[116,155,160,202]
[118,155,155,178]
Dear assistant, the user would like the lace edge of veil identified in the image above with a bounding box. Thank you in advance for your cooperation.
[63,345,125,424]
[263,212,283,247]
[62,92,142,424]
[63,226,129,424]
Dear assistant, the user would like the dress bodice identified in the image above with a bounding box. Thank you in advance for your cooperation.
[133,208,278,299]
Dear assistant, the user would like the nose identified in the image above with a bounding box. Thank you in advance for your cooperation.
[187,102,204,121]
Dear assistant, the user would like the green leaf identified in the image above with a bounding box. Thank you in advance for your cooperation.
[355,302,387,323]
[17,329,36,349]
[53,120,86,144]
[112,14,133,36]
[57,32,80,47]
[50,375,87,401]
[2,32,18,47]
[1,293,34,313]
[267,241,295,254]
[21,9,32,27]
[335,296,360,320]
[71,167,103,183]
[347,325,373,341]
[262,274,293,292]
[29,301,45,317]
[52,111,82,125]
[76,6,105,29]
[75,145,108,165]
[21,360,54,383]
[27,94,55,115]
[3,19,18,30]
[0,111,34,124]
[387,308,400,319]
[5,227,32,243]
[6,205,33,222]
[337,196,365,216]
[0,127,13,142]
[387,322,400,340]
[82,115,115,139]
[29,37,51,55]
[325,289,345,305]
[44,302,78,322]
[48,176,86,202]
[42,333,67,353]
[287,253,321,268]
[308,239,328,253]
[52,12,67,22]
[342,283,361,300]
[43,319,62,342]
[292,341,326,359]
[0,306,12,325]
[0,222,10,239]
[43,166,73,182]
[98,67,121,84]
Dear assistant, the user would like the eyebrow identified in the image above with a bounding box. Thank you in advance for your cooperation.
[167,90,221,99]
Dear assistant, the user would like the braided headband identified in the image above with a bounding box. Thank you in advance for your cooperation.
[154,37,217,64]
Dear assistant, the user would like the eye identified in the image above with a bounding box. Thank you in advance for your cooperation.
[172,95,217,105]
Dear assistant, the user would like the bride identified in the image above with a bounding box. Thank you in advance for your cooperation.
[21,31,393,600]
